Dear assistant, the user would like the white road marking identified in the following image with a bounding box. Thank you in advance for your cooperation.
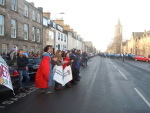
[118,70,128,80]
[113,65,117,68]
[134,88,150,108]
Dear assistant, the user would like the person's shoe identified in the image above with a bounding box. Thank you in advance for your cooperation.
[25,87,30,91]
[71,81,78,84]
[46,91,53,94]
[67,85,72,88]
[40,90,46,94]
[54,88,61,90]
[19,88,25,92]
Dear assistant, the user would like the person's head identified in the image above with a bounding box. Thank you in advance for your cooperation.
[56,50,62,56]
[72,49,76,54]
[66,52,70,57]
[61,51,66,57]
[18,49,24,55]
[44,45,53,53]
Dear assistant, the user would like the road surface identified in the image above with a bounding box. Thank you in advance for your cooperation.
[0,56,150,113]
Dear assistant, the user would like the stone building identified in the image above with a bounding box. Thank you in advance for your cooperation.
[43,12,55,51]
[0,0,43,54]
[84,41,94,53]
[113,19,122,53]
[122,31,150,57]
[55,19,84,51]
[106,19,122,53]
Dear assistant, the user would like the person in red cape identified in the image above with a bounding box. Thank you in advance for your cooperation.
[35,45,53,94]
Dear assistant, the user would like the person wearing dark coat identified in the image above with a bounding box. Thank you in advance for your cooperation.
[70,49,79,84]
[82,51,88,66]
[17,49,30,92]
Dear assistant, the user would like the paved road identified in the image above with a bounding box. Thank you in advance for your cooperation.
[0,56,150,113]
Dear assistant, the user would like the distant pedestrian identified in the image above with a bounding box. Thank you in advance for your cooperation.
[35,45,53,94]
[82,51,88,67]
[17,49,30,92]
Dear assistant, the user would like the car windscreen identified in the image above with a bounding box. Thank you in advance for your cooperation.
[28,58,41,64]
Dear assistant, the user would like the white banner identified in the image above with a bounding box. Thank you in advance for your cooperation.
[63,66,72,85]
[0,56,13,91]
[53,65,64,85]
[53,65,72,86]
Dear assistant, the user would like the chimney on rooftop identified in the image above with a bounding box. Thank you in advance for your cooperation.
[43,12,51,19]
[30,2,34,6]
[38,7,43,12]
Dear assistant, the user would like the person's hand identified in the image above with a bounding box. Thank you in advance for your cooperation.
[71,60,74,62]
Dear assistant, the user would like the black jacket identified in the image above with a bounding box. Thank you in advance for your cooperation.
[17,55,28,70]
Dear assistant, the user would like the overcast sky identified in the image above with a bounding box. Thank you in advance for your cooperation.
[27,0,150,51]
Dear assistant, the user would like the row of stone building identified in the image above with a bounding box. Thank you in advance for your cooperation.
[0,0,97,54]
[107,19,150,57]
[121,31,150,57]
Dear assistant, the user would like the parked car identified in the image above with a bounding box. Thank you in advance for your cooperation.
[27,57,41,80]
[88,53,94,58]
[148,58,150,62]
[0,60,19,94]
[134,55,149,62]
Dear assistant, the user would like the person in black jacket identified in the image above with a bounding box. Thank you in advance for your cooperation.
[17,49,30,92]
[70,49,79,84]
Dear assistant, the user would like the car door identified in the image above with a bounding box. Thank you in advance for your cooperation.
[141,56,145,61]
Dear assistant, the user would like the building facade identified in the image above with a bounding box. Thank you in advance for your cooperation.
[113,19,122,53]
[122,31,150,57]
[43,14,55,49]
[0,0,43,54]
[84,41,94,53]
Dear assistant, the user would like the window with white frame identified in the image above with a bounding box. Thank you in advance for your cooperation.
[11,0,17,11]
[61,34,63,41]
[64,35,66,42]
[24,5,29,17]
[58,32,60,40]
[37,29,40,42]
[0,0,4,5]
[51,31,54,40]
[2,44,7,53]
[32,27,35,41]
[0,15,4,36]
[11,19,16,38]
[37,13,40,23]
[32,10,36,20]
[24,24,28,40]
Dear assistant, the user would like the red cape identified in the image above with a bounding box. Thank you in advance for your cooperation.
[35,56,50,88]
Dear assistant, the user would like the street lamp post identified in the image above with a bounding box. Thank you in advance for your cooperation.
[54,12,65,52]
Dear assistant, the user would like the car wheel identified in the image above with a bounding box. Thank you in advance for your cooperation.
[146,60,148,62]
[135,59,137,61]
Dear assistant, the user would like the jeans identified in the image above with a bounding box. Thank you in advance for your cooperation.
[83,61,87,66]
[18,70,30,88]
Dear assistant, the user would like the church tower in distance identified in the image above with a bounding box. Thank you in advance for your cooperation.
[114,19,122,53]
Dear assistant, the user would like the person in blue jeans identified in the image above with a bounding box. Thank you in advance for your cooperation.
[17,49,30,92]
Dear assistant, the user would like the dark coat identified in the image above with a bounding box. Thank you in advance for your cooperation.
[17,55,28,70]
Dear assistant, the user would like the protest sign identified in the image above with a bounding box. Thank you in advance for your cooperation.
[0,56,13,91]
[53,65,72,86]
